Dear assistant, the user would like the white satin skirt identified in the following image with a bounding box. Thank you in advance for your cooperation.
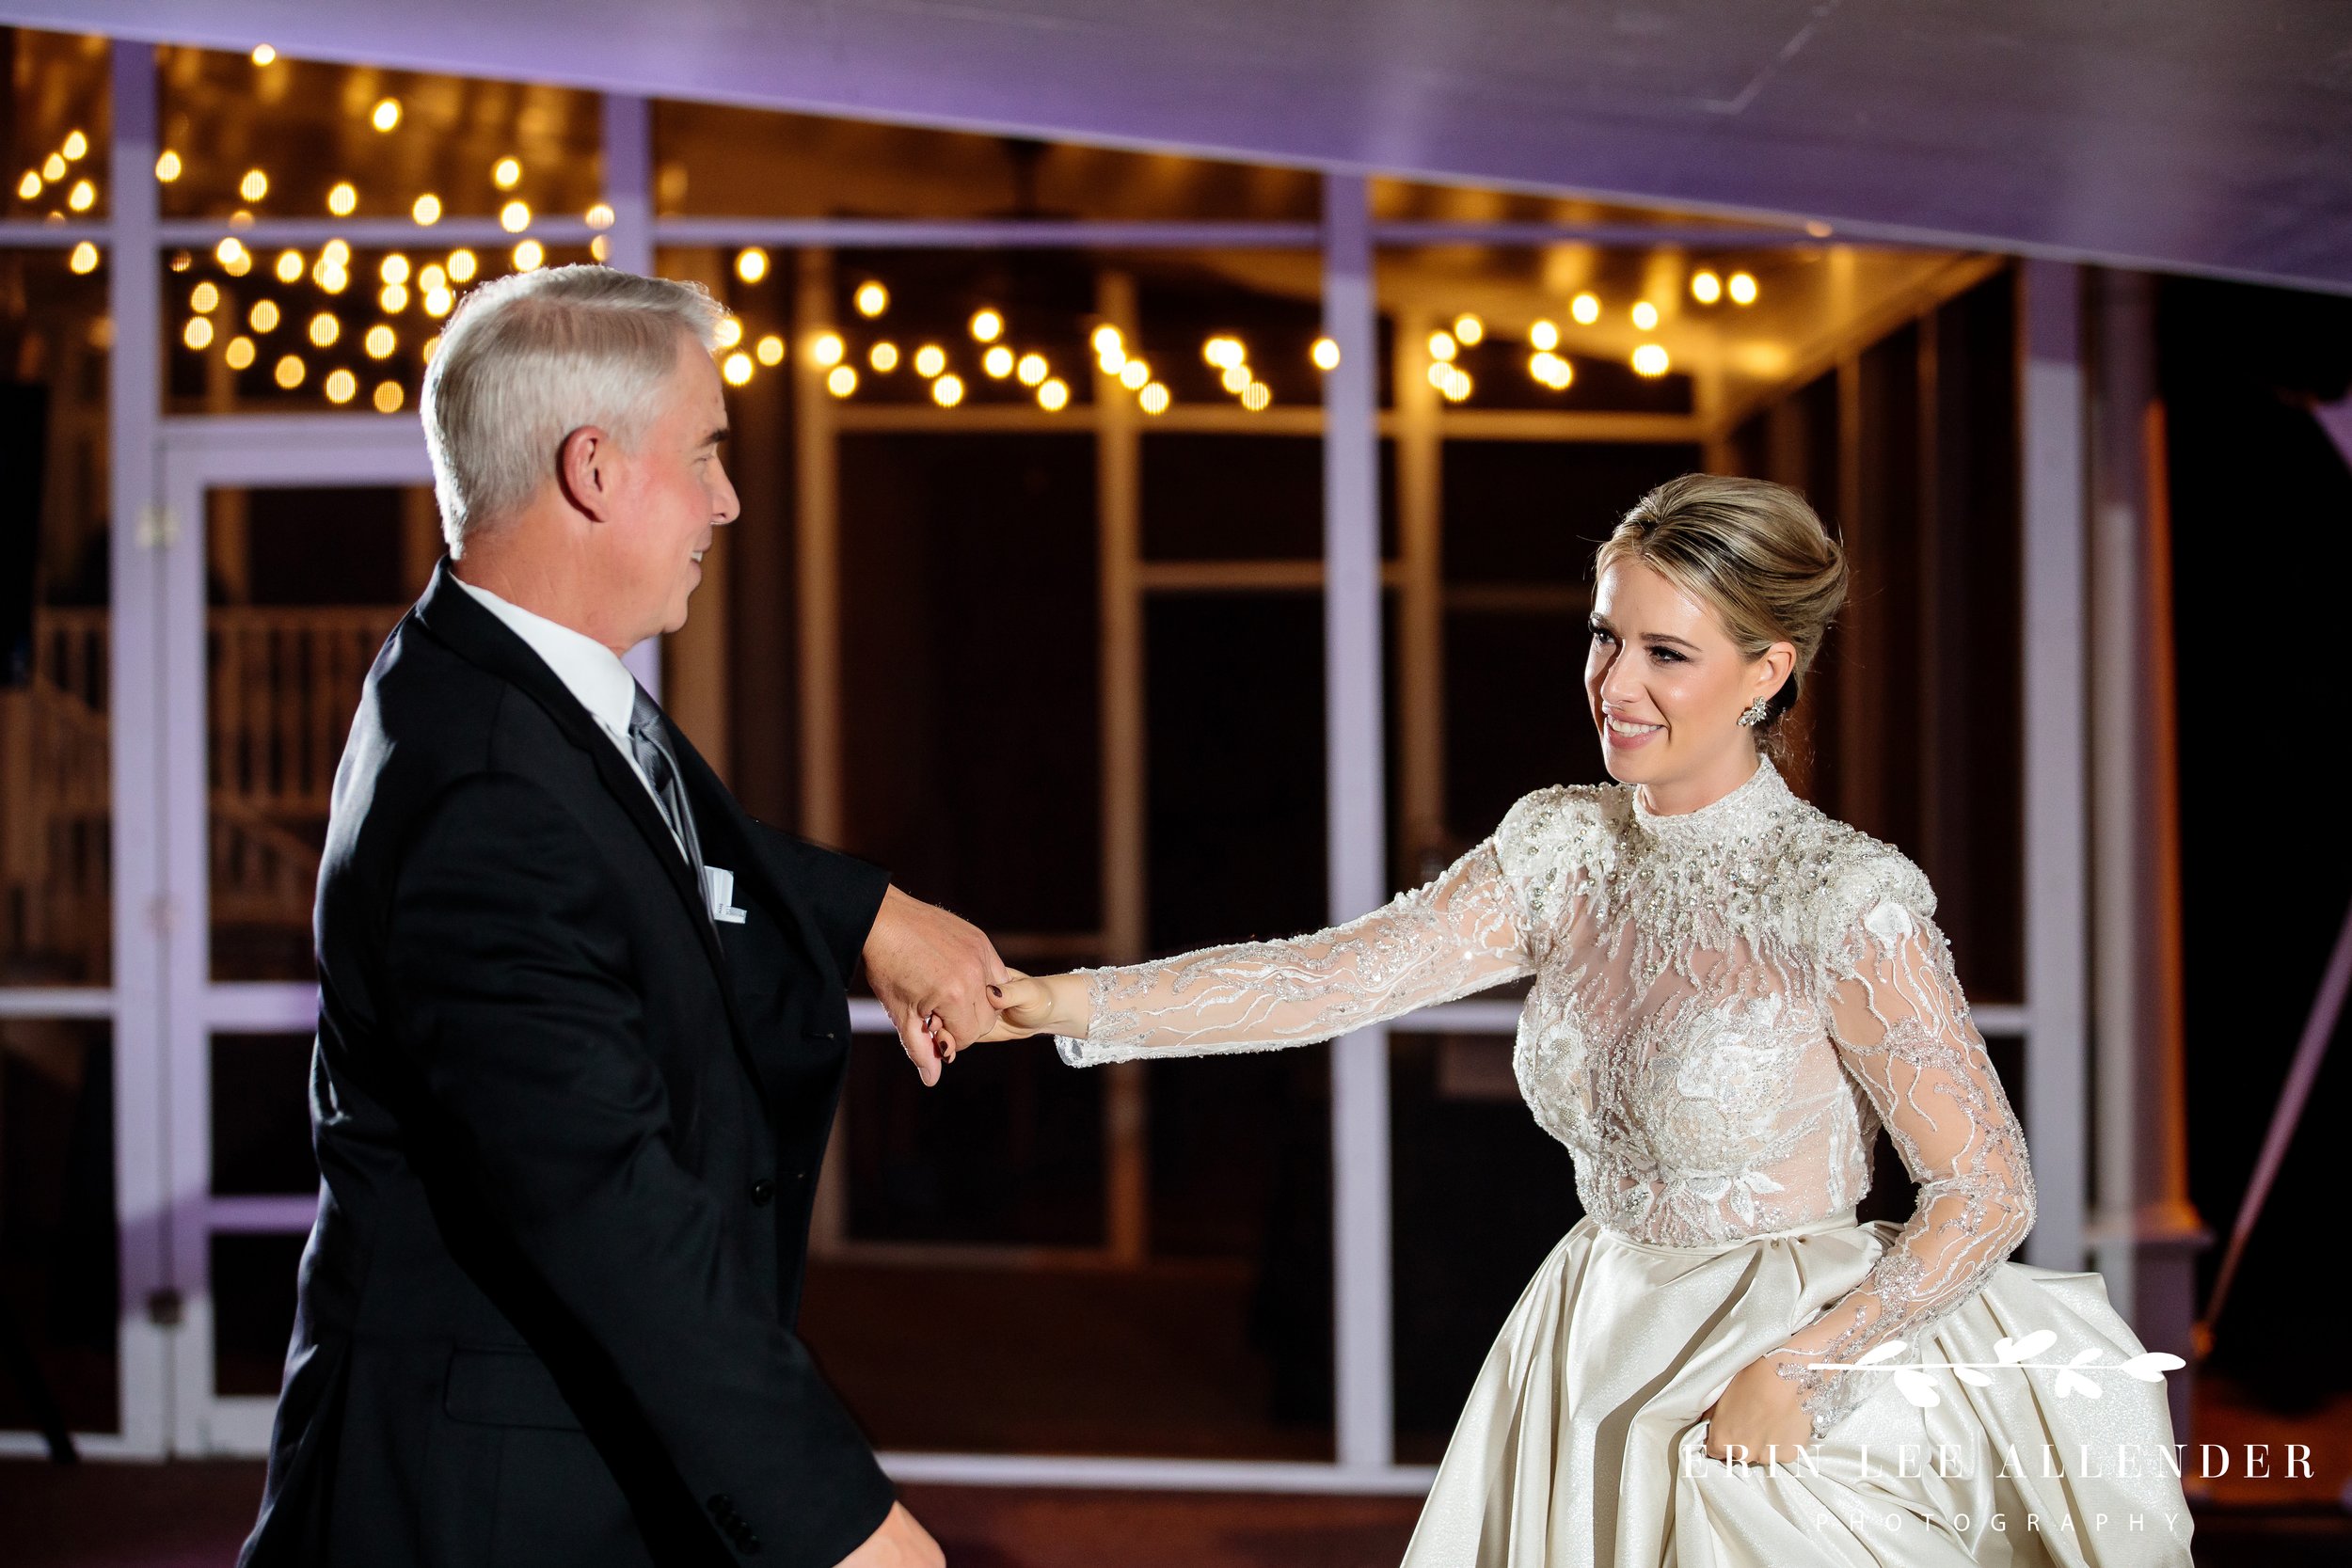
[1399,1214,2193,1567]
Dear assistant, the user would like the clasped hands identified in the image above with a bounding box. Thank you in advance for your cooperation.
[858,885,1084,1086]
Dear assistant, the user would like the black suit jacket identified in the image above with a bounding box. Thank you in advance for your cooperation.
[240,561,898,1568]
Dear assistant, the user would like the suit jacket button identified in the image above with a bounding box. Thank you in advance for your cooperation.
[750,1179,777,1206]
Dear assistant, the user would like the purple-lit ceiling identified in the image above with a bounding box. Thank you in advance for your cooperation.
[13,1,2352,293]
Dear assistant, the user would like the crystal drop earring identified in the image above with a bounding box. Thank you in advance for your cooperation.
[1737,696,1771,728]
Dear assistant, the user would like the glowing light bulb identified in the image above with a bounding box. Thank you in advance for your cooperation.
[1097,343,1127,375]
[240,168,269,202]
[1530,351,1573,389]
[380,283,408,312]
[325,368,358,404]
[447,249,478,283]
[423,289,453,318]
[251,44,277,66]
[868,341,899,372]
[190,281,220,312]
[1090,325,1123,356]
[225,336,256,370]
[365,325,396,358]
[309,312,340,348]
[585,202,614,230]
[1631,343,1670,376]
[1139,383,1170,416]
[1691,270,1723,305]
[412,194,441,226]
[931,373,965,407]
[326,182,357,215]
[589,236,609,262]
[379,254,410,284]
[41,153,65,182]
[154,150,183,182]
[723,353,755,387]
[1241,382,1271,411]
[969,309,1003,342]
[68,240,99,274]
[809,332,844,368]
[492,157,523,191]
[512,239,545,272]
[1202,336,1244,370]
[250,300,279,332]
[1119,359,1149,390]
[1631,302,1660,330]
[1015,353,1048,387]
[274,354,305,388]
[419,263,447,293]
[372,98,402,133]
[1530,320,1560,351]
[1220,364,1251,394]
[422,335,441,362]
[183,317,215,350]
[60,130,87,161]
[314,261,348,293]
[755,335,786,367]
[215,237,251,274]
[854,282,888,317]
[1038,377,1070,412]
[1727,272,1759,305]
[1571,293,1601,325]
[373,381,405,413]
[14,170,39,199]
[713,317,744,349]
[275,248,303,283]
[1427,330,1457,362]
[323,239,350,266]
[1311,336,1341,371]
[1454,313,1485,345]
[499,200,531,233]
[981,345,1012,379]
[66,179,95,213]
[1442,368,1472,403]
[914,344,947,378]
[735,247,769,284]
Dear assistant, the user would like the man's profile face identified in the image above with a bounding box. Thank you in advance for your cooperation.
[598,337,737,644]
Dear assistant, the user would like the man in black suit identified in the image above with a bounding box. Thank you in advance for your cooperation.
[240,268,1000,1568]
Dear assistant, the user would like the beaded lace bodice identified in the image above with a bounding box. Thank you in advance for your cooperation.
[1055,758,2035,1433]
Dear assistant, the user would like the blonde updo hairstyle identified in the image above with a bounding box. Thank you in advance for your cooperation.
[1593,474,1848,758]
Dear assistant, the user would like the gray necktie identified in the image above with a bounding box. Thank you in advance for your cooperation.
[627,685,706,882]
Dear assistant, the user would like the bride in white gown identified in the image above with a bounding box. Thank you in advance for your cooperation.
[973,474,2192,1567]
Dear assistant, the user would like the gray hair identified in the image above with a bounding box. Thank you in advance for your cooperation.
[421,265,724,546]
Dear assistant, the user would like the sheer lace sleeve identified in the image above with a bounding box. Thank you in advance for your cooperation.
[1055,837,1537,1068]
[1771,886,2037,1437]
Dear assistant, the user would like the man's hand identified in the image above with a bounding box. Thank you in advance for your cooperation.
[834,1502,943,1568]
[863,884,1009,1085]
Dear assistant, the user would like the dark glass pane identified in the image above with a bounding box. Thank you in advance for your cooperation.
[1,246,112,987]
[0,1016,116,1432]
[206,485,433,982]
[211,1231,302,1396]
[1440,439,1702,585]
[211,1033,316,1197]
[3,28,110,221]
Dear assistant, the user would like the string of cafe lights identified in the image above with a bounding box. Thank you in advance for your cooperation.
[702,247,1759,412]
[55,43,1767,411]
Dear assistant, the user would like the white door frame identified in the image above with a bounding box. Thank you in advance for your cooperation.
[154,413,435,1455]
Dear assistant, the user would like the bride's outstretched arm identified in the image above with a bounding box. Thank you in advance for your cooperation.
[989,838,1539,1066]
[1769,897,2037,1437]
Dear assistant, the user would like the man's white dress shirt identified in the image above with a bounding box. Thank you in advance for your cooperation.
[450,574,686,858]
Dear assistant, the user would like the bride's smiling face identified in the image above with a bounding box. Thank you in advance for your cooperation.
[1584,559,1790,793]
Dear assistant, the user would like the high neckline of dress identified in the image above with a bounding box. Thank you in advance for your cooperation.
[1629,754,1791,847]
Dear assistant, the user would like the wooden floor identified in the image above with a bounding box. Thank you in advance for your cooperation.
[4,1459,2350,1567]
